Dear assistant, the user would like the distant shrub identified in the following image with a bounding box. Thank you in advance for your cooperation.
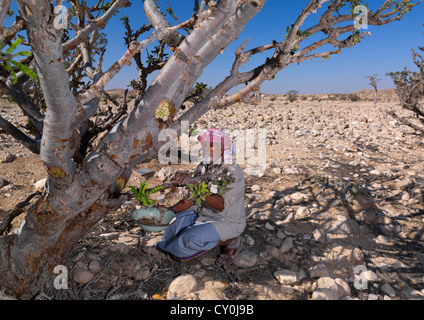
[287,90,299,103]
[348,94,360,102]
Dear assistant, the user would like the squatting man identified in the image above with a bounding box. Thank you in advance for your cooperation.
[156,128,246,265]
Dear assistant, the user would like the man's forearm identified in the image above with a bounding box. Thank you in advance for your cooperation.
[205,194,225,212]
[172,198,194,213]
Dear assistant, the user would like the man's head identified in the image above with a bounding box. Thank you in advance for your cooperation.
[198,129,235,165]
[201,141,225,164]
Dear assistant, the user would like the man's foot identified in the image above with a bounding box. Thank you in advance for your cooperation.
[216,237,243,266]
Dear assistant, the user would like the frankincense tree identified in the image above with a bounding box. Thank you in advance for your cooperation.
[0,0,420,298]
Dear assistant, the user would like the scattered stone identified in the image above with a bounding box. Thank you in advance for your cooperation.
[156,166,176,182]
[290,192,309,202]
[308,262,332,278]
[335,278,351,297]
[280,237,294,253]
[331,218,359,235]
[311,289,339,300]
[193,269,207,279]
[88,260,102,273]
[381,283,396,297]
[33,178,47,192]
[167,274,198,299]
[281,285,295,294]
[234,251,257,268]
[274,269,298,284]
[312,226,327,244]
[295,206,311,220]
[251,185,262,192]
[264,222,274,230]
[72,268,95,284]
[107,242,129,255]
[134,268,150,281]
[375,235,390,244]
[0,153,16,163]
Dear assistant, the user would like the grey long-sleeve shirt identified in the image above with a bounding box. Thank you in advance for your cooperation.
[192,164,246,241]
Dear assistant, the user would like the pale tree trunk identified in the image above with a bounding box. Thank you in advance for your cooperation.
[0,0,417,298]
[0,0,265,298]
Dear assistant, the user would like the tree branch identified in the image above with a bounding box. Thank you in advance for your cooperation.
[0,115,40,154]
[63,0,130,54]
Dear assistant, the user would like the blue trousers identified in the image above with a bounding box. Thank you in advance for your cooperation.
[156,210,221,261]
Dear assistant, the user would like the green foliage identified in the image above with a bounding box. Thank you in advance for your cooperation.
[187,181,211,206]
[287,90,299,102]
[100,1,115,13]
[348,93,360,102]
[399,0,414,15]
[195,82,208,94]
[146,45,169,67]
[186,169,235,205]
[129,181,164,207]
[0,38,37,84]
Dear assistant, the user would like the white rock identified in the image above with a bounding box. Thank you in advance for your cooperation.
[135,268,150,281]
[274,269,298,284]
[295,206,311,220]
[331,218,359,235]
[34,178,47,191]
[311,289,339,300]
[368,293,379,300]
[280,237,294,253]
[265,222,274,231]
[312,226,327,243]
[88,260,102,273]
[362,270,378,282]
[272,167,282,174]
[335,278,351,297]
[375,235,390,244]
[401,192,410,201]
[317,277,338,290]
[308,262,332,278]
[1,153,16,163]
[167,274,198,299]
[73,268,94,284]
[381,283,396,297]
[251,185,262,192]
[193,269,207,279]
[281,285,295,294]
[234,251,257,268]
[290,192,308,202]
[156,166,176,182]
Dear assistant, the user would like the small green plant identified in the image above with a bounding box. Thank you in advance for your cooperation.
[187,181,211,206]
[186,171,234,206]
[129,181,163,207]
[0,38,38,84]
[195,82,208,94]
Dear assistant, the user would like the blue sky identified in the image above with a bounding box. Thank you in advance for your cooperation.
[5,0,424,94]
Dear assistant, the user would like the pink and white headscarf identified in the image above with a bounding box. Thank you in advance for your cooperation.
[198,128,236,165]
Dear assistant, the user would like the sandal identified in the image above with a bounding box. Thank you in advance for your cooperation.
[216,237,243,266]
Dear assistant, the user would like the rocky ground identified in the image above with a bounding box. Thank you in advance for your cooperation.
[0,90,424,300]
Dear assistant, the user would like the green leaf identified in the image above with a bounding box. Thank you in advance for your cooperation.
[9,60,38,81]
[5,38,23,54]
